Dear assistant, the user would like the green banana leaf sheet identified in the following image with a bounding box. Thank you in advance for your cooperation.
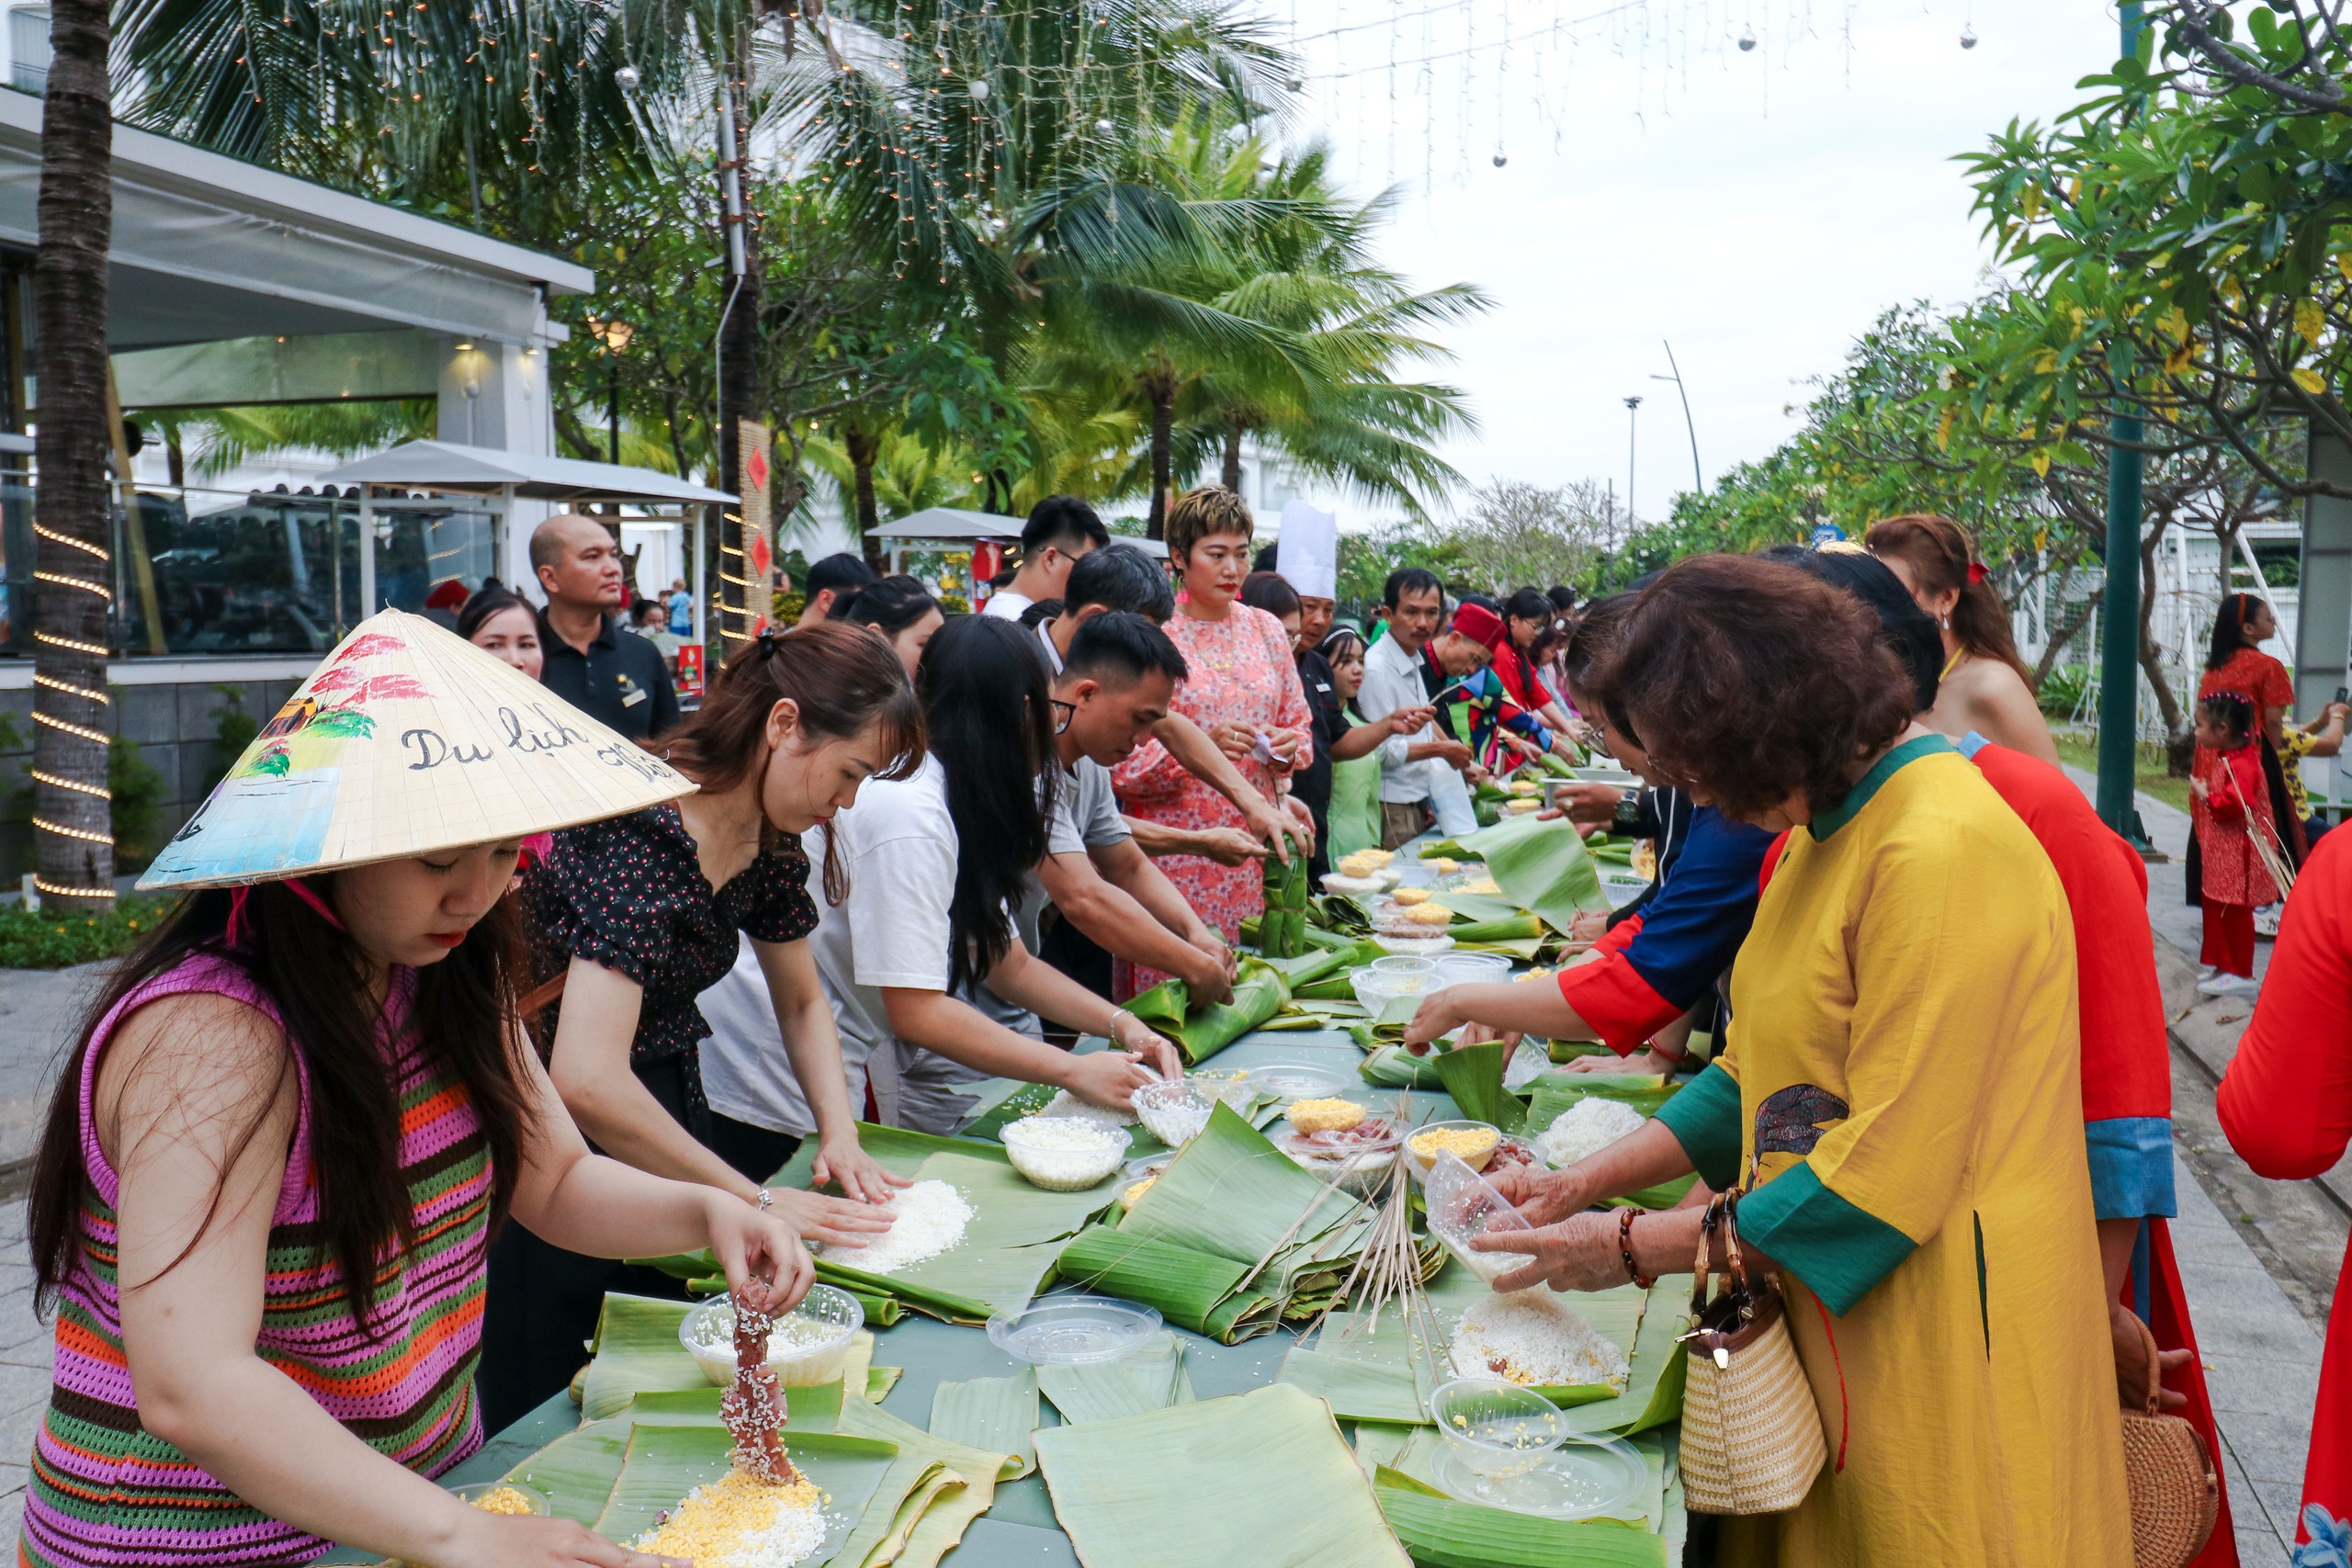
[927,1368,1038,1477]
[1035,1329,1196,1425]
[1123,959,1293,1066]
[1372,1468,1668,1568]
[1417,840,1482,862]
[1034,1383,1412,1568]
[1460,813,1611,933]
[1428,1038,1525,1131]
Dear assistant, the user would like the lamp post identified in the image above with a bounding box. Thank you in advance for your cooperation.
[1651,339,1703,495]
[2095,0,2149,848]
[588,316,634,466]
[1623,395,1643,534]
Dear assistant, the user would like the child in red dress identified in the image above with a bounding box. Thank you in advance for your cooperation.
[2192,690,2281,995]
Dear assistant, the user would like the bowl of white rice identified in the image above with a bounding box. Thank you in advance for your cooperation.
[1131,1078,1215,1147]
[1001,1117,1130,1190]
[680,1283,865,1387]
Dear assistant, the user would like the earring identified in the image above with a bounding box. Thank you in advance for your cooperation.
[1940,614,1951,629]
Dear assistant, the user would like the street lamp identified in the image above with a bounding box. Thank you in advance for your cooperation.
[1623,395,1643,533]
[1650,339,1703,496]
[587,316,634,465]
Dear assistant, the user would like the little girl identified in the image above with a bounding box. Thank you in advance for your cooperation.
[2192,689,2281,997]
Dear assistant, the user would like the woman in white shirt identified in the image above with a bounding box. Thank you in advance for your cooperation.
[703,614,1177,1139]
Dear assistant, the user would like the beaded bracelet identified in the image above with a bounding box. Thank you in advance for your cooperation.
[1619,1207,1654,1290]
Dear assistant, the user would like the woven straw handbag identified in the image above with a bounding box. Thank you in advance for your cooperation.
[2120,1314,2217,1568]
[1677,1191,1828,1515]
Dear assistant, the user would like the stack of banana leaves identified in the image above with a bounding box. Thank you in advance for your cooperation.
[1121,958,1293,1066]
[633,1124,1119,1325]
[1257,829,1314,957]
[1055,1102,1441,1343]
[513,1296,1023,1568]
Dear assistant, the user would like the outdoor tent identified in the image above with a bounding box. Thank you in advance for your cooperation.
[866,507,1167,578]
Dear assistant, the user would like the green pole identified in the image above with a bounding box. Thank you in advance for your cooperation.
[2096,0,2148,843]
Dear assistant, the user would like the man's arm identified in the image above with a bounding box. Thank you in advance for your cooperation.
[1124,817,1269,866]
[1038,849,1233,1004]
[1091,838,1225,947]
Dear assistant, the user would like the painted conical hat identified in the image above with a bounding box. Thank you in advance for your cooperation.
[138,608,695,891]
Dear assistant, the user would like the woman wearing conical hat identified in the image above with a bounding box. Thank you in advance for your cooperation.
[17,611,805,1568]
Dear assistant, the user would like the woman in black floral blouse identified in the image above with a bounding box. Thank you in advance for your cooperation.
[481,622,923,1429]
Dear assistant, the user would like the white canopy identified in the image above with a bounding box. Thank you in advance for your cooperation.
[317,440,735,505]
[866,506,1023,541]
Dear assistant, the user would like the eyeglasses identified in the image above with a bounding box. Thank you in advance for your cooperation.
[1050,698,1077,735]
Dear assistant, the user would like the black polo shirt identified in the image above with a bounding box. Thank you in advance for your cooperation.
[537,607,681,740]
[1419,644,1465,741]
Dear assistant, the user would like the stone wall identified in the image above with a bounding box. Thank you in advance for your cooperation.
[0,675,303,886]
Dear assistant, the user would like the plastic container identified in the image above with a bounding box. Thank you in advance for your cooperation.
[1131,1078,1215,1147]
[987,1296,1163,1365]
[1424,1150,1537,1283]
[1238,1060,1351,1100]
[1000,1119,1130,1191]
[1429,1378,1567,1482]
[1405,1118,1505,1179]
[1351,955,1436,1012]
[1426,1380,1646,1518]
[1432,953,1512,989]
[680,1285,865,1388]
[450,1480,552,1517]
[1374,932,1455,956]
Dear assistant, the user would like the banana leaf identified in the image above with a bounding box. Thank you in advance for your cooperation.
[1034,1384,1412,1568]
[1122,960,1292,1066]
[1430,890,1523,925]
[1559,1279,1693,1438]
[1358,1041,1446,1089]
[958,1080,1067,1142]
[1378,1421,1668,1530]
[506,1416,633,1527]
[1444,915,1545,944]
[835,1390,1026,1568]
[1372,1468,1668,1568]
[1264,940,1383,989]
[1314,892,1374,933]
[1521,1079,1696,1209]
[593,1422,901,1557]
[1460,813,1611,932]
[1537,751,1577,779]
[1429,1038,1524,1131]
[927,1368,1038,1477]
[1055,1224,1279,1343]
[1417,840,1481,862]
[1035,1330,1194,1424]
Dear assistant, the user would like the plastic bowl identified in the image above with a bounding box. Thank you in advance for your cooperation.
[1238,1060,1351,1100]
[680,1284,865,1388]
[1405,1118,1504,1179]
[1429,1378,1569,1481]
[1131,1078,1215,1147]
[1423,1150,1536,1283]
[1432,953,1512,988]
[450,1480,551,1516]
[987,1296,1162,1365]
[1000,1119,1130,1191]
[1351,956,1436,1012]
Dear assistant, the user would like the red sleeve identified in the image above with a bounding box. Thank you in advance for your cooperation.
[1758,829,1792,894]
[1557,952,1679,1056]
[2262,654,2296,713]
[1591,911,1643,958]
[2220,828,2352,1177]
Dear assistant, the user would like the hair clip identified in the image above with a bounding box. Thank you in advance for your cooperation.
[1966,561,1987,585]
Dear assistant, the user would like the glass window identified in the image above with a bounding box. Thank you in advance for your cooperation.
[370,503,496,613]
[119,489,358,654]
[9,6,48,96]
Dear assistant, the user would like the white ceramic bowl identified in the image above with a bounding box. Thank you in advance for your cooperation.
[1000,1118,1130,1190]
[680,1284,865,1387]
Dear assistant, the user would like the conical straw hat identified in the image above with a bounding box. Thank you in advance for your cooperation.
[138,608,695,891]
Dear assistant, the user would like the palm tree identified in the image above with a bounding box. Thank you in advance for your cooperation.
[29,0,117,909]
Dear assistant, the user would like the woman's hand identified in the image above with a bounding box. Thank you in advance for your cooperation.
[1062,1046,1166,1111]
[1208,719,1260,762]
[1280,795,1318,853]
[1485,1162,1607,1227]
[1569,910,1610,942]
[1457,1021,1522,1052]
[811,1134,910,1206]
[2110,1299,2190,1412]
[1473,1211,1626,1293]
[1193,826,1273,867]
[702,1190,814,1314]
[2188,775,2210,801]
[763,1186,899,1250]
[1109,1015,1183,1079]
[442,1510,690,1568]
[1402,988,1467,1054]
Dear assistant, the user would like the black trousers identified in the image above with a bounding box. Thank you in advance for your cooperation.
[473,1055,801,1435]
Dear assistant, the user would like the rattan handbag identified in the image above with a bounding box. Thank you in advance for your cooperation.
[2120,1314,2218,1568]
[1677,1191,1828,1515]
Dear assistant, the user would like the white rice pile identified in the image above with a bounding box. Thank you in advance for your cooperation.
[1034,1090,1132,1131]
[685,1307,845,1357]
[634,1470,830,1568]
[1449,1289,1632,1389]
[1533,1098,1647,1168]
[830,1179,971,1275]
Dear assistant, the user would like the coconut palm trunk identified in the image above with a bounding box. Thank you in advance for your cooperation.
[844,425,884,570]
[1146,375,1175,539]
[30,0,115,909]
[1221,423,1245,491]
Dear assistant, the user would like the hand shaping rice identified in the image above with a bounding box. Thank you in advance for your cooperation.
[1533,1097,1648,1168]
[1449,1289,1632,1389]
[827,1179,971,1275]
[634,1469,830,1568]
[1034,1090,1132,1131]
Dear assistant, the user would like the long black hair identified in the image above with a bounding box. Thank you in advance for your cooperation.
[2207,592,2271,672]
[915,615,1060,993]
[30,876,539,1337]
[838,575,941,639]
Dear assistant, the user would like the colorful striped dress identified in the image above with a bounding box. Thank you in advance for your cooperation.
[20,953,495,1567]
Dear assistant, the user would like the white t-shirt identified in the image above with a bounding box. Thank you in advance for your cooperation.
[700,756,957,1136]
[981,589,1034,621]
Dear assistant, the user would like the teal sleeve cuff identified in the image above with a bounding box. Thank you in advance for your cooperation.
[1654,1063,1743,1192]
[1737,1161,1917,1316]
[2086,1116,2177,1222]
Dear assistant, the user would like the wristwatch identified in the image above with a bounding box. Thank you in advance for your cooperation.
[1610,792,1644,832]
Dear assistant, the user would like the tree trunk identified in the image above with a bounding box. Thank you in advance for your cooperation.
[1221,423,1244,491]
[714,56,759,662]
[2135,517,2191,773]
[2031,583,2101,690]
[29,0,115,910]
[845,425,883,571]
[1147,382,1174,540]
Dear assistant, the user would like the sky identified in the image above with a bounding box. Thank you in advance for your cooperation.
[1266,0,2130,527]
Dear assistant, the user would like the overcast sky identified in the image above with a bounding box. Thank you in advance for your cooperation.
[1269,0,2129,527]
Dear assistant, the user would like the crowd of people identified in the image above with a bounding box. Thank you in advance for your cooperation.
[22,481,2352,1568]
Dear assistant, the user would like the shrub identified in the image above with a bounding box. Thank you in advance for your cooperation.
[0,893,177,968]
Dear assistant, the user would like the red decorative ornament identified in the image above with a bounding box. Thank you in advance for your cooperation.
[972,539,1005,584]
[1966,561,1987,585]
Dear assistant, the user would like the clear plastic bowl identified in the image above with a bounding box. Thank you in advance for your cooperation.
[1424,1150,1537,1283]
[450,1480,551,1516]
[1000,1119,1130,1191]
[1351,956,1436,1012]
[680,1284,865,1388]
[1429,1378,1569,1481]
[987,1296,1162,1365]
[1238,1061,1351,1100]
[1433,953,1512,988]
[1131,1078,1215,1147]
[1405,1118,1505,1179]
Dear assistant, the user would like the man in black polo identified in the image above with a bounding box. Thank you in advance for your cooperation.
[530,513,680,739]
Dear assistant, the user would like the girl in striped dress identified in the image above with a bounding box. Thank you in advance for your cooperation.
[18,615,811,1568]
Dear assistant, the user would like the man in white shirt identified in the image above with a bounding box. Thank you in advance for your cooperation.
[1360,568,1479,847]
[981,495,1110,621]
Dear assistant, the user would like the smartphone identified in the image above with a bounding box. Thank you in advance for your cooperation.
[2336,686,2347,705]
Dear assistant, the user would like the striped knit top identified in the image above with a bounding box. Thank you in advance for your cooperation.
[20,953,495,1567]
